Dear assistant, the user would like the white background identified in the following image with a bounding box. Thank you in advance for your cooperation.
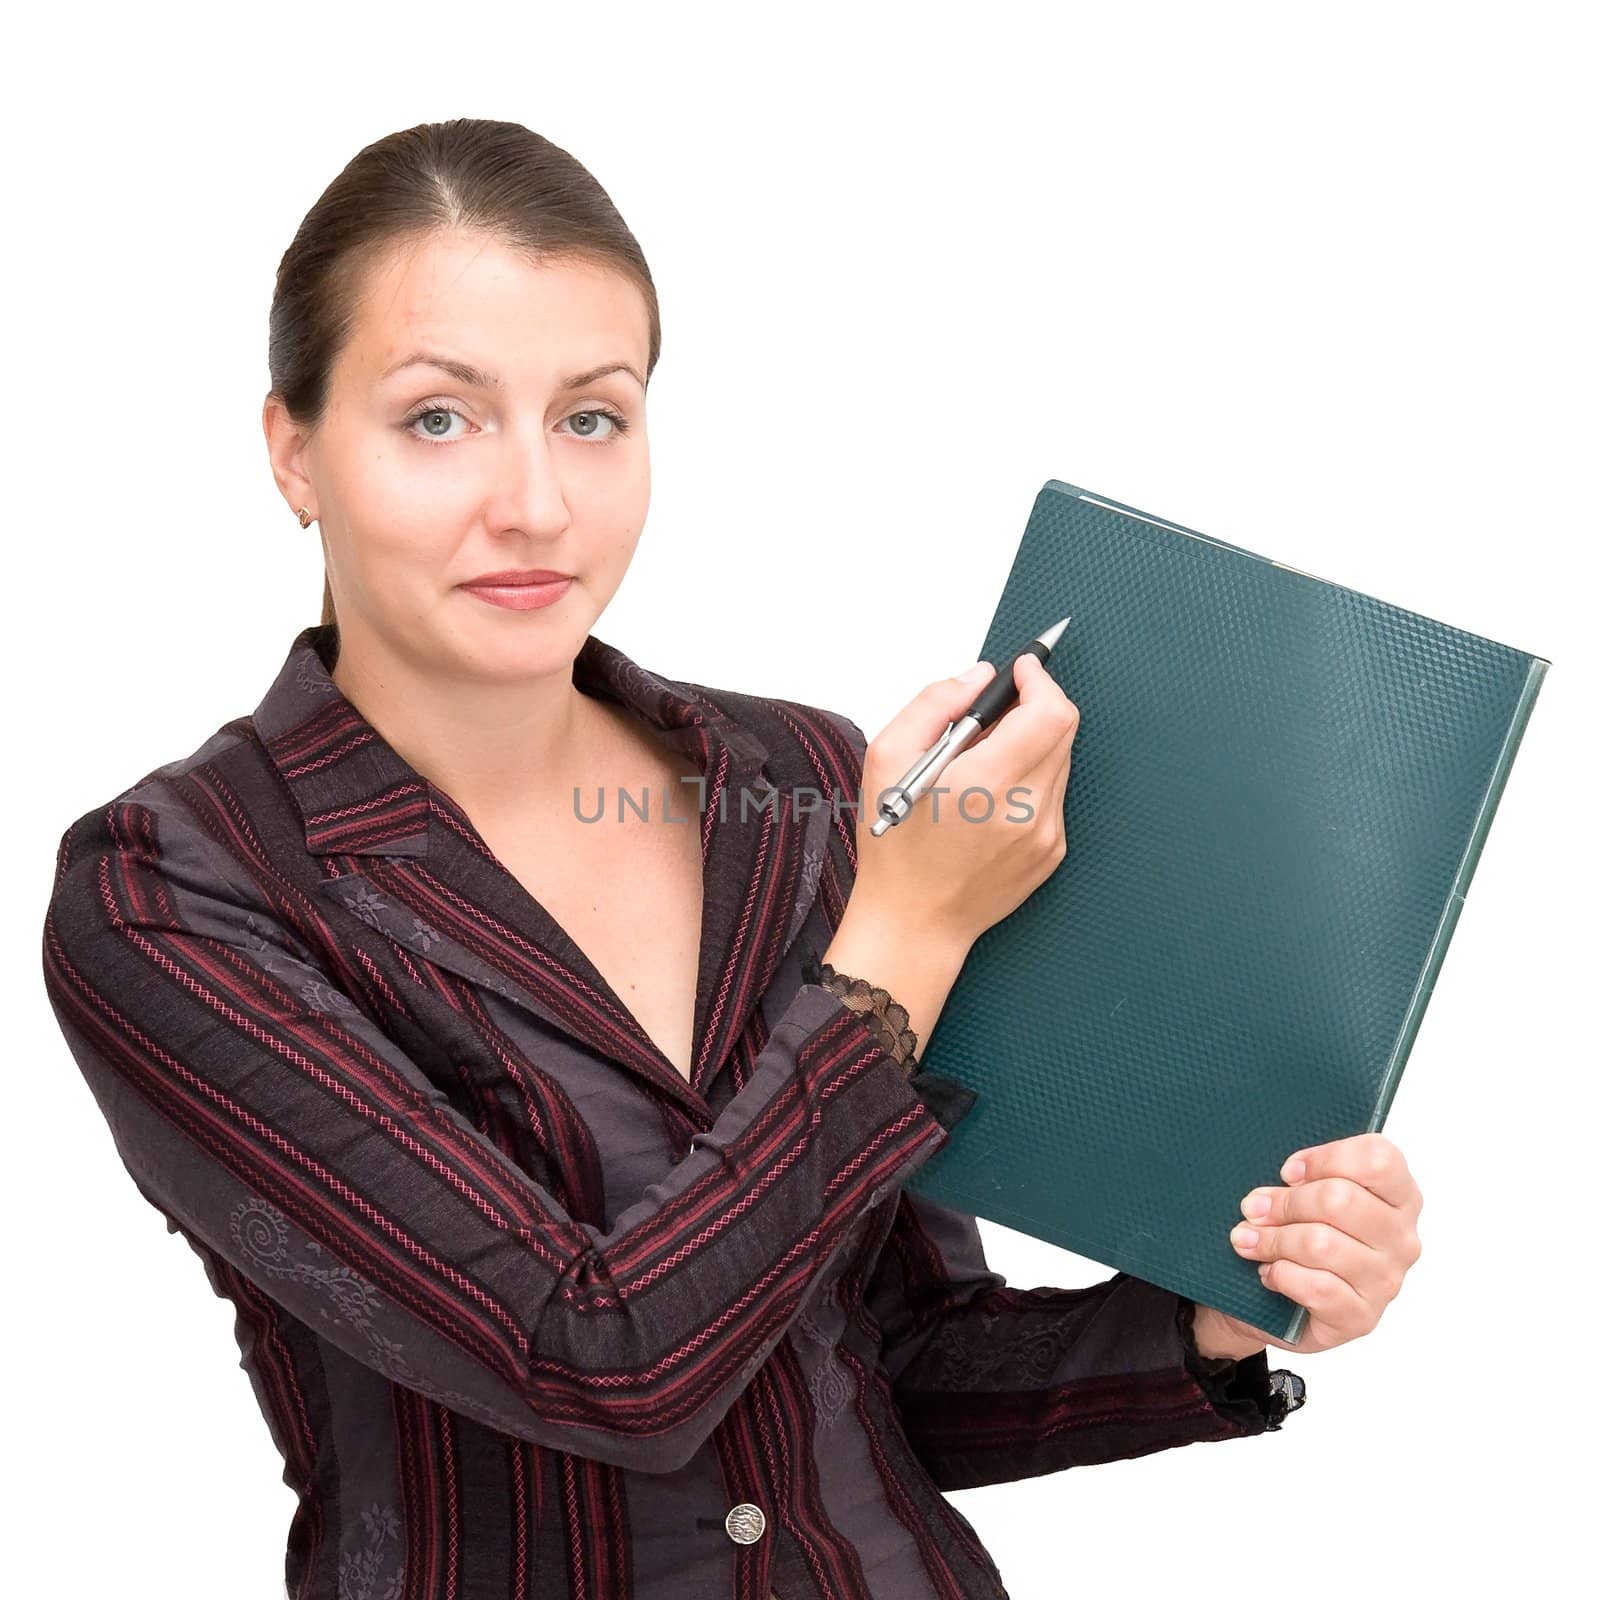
[9,3,1593,1596]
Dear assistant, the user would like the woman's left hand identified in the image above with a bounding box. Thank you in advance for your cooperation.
[1211,1133,1424,1357]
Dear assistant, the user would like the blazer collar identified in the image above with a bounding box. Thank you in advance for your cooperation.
[250,624,826,1120]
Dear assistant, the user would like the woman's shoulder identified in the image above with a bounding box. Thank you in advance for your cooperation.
[119,719,259,804]
[46,713,293,926]
[666,671,867,789]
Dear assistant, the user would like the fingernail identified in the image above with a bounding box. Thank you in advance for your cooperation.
[958,662,989,684]
[1282,1158,1306,1184]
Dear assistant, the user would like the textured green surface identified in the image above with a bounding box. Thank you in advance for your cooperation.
[910,480,1549,1344]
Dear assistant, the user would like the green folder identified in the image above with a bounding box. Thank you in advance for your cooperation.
[909,480,1549,1345]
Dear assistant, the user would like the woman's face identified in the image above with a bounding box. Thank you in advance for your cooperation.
[277,228,652,683]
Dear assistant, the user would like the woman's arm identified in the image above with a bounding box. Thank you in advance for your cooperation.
[863,1189,1307,1492]
[42,787,955,1476]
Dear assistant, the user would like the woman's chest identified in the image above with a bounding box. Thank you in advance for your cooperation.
[495,815,706,1082]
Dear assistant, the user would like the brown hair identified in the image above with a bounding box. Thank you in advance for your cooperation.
[266,118,661,629]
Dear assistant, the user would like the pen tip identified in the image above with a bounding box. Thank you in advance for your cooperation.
[1036,615,1071,651]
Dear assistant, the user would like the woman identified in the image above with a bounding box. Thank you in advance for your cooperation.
[41,119,1421,1600]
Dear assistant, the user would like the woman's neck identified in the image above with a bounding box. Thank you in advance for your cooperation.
[329,623,613,830]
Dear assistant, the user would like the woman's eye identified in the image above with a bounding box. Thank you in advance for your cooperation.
[405,405,469,443]
[563,408,629,441]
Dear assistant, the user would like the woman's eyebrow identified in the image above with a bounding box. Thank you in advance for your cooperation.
[380,352,645,391]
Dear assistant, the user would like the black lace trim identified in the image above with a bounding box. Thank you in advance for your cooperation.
[800,943,977,1133]
[810,963,921,1072]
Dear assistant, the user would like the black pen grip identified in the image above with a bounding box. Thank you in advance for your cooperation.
[964,642,1051,728]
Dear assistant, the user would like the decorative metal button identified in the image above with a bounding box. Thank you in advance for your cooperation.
[725,1502,767,1544]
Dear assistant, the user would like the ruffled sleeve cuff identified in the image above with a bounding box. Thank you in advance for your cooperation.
[1176,1295,1307,1433]
[800,944,977,1133]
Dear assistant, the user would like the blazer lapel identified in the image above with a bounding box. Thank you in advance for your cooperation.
[682,753,827,1100]
[258,624,830,1126]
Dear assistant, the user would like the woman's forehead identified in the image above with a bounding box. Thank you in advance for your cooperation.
[342,236,648,385]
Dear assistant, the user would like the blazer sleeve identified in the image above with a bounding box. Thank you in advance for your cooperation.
[41,791,953,1476]
[864,1188,1308,1491]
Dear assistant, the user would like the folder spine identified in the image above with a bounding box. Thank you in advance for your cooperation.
[1369,655,1550,1134]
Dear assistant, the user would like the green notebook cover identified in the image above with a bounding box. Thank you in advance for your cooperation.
[908,479,1549,1345]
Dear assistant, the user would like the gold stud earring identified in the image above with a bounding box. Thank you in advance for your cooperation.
[296,506,313,528]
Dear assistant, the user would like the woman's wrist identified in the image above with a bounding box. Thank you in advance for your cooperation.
[1191,1302,1269,1363]
[820,903,970,1053]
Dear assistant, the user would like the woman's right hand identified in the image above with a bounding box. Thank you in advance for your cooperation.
[853,653,1079,952]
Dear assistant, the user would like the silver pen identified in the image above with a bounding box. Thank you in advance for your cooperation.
[868,616,1072,838]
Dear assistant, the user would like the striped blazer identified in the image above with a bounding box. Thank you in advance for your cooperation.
[41,622,1304,1600]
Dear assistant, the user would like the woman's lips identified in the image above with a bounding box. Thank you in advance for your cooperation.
[460,576,574,611]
